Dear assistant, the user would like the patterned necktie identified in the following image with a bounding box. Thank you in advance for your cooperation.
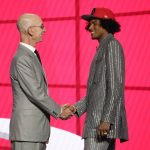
[34,50,42,64]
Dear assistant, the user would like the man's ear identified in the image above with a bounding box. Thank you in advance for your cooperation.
[27,27,33,36]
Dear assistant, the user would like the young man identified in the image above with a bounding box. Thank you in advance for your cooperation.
[74,8,128,150]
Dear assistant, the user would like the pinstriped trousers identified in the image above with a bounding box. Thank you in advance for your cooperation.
[84,138,115,150]
[11,141,46,150]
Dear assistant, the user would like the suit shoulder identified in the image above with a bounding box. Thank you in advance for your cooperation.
[108,37,121,45]
[108,37,123,52]
[11,51,33,69]
[109,37,122,46]
[106,38,124,59]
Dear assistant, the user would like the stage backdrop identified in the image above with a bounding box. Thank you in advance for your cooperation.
[0,0,150,150]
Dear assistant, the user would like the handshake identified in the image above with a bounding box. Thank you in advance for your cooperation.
[59,104,77,120]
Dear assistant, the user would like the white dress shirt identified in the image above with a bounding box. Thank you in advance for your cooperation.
[20,42,36,54]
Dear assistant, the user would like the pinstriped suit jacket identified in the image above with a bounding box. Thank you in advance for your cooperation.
[9,44,61,142]
[75,34,128,142]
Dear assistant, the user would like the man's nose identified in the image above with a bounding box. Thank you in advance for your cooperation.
[88,24,93,31]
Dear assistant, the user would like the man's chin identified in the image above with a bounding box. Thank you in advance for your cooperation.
[36,40,43,44]
[91,36,98,40]
[37,38,43,42]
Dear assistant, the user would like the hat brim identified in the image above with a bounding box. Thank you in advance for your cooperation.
[81,15,100,21]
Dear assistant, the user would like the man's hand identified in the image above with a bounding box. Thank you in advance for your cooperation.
[60,104,76,120]
[67,105,77,114]
[97,121,110,136]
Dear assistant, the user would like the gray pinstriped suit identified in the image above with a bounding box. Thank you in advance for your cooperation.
[75,34,128,149]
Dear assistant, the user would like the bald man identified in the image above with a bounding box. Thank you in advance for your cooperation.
[9,13,72,150]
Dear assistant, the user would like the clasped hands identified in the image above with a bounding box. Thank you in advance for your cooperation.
[60,104,76,120]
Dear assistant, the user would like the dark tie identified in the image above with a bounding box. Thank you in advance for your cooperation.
[34,50,42,64]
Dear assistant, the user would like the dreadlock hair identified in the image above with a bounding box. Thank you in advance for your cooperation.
[85,18,121,34]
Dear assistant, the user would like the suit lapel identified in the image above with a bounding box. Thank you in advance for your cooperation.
[41,66,48,88]
[34,53,48,87]
[87,50,99,88]
[18,44,48,87]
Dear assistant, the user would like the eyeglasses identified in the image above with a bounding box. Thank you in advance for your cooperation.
[30,24,45,30]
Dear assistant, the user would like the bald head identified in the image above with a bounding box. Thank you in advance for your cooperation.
[17,13,42,32]
[17,13,45,46]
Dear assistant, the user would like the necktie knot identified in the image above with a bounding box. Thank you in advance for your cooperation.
[34,50,42,64]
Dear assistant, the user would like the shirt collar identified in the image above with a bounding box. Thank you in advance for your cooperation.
[20,42,36,53]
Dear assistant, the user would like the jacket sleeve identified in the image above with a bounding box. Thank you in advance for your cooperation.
[74,96,87,117]
[101,40,125,124]
[16,55,61,118]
